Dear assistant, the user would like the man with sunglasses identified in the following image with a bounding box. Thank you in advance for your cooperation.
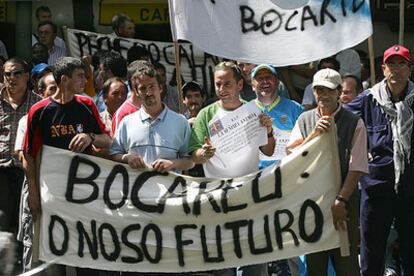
[346,44,414,276]
[0,58,41,234]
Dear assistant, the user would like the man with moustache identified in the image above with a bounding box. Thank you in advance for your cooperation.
[288,68,368,276]
[182,81,205,126]
[0,58,41,234]
[110,64,193,174]
[346,45,414,276]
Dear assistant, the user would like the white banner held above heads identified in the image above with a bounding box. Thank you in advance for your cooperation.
[169,0,373,66]
[39,130,342,272]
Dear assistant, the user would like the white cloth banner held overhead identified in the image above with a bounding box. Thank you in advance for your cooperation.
[169,0,373,66]
[38,130,342,272]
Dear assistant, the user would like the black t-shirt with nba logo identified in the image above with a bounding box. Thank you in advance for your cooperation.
[24,95,107,158]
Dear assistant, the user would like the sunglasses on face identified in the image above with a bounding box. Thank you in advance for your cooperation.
[4,69,25,78]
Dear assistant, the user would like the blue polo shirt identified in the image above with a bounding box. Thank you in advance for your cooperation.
[110,106,191,164]
[256,96,303,169]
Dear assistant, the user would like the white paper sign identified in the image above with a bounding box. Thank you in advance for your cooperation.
[208,101,267,163]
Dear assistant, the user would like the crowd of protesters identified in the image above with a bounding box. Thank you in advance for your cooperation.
[0,5,414,276]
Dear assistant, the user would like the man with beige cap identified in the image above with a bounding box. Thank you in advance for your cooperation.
[288,68,368,276]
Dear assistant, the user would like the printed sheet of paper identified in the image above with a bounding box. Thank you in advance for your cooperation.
[208,101,267,162]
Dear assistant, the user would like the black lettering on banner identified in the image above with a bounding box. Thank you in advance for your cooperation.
[301,6,318,31]
[158,176,191,214]
[252,168,282,203]
[98,223,120,261]
[274,210,299,249]
[96,36,112,52]
[240,5,260,33]
[77,220,98,259]
[112,37,130,53]
[192,181,222,216]
[66,156,100,204]
[121,224,144,263]
[248,216,273,254]
[285,10,299,31]
[141,224,162,263]
[147,43,161,63]
[175,224,197,266]
[341,0,347,16]
[200,225,224,263]
[131,171,168,213]
[320,0,337,25]
[221,179,247,213]
[353,0,365,13]
[104,165,129,210]
[74,32,88,57]
[260,9,283,35]
[224,220,249,258]
[299,199,323,242]
[49,215,69,256]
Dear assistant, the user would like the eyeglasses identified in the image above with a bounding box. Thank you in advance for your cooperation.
[4,69,25,78]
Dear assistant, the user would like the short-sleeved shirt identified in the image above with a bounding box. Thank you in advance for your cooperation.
[111,99,141,135]
[256,96,303,168]
[189,101,260,178]
[24,95,107,158]
[110,106,191,165]
[0,88,42,167]
[289,105,368,174]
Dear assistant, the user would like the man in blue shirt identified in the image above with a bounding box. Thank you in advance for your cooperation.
[251,64,304,169]
[110,63,193,173]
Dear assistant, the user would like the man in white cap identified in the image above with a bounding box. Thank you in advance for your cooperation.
[287,68,368,276]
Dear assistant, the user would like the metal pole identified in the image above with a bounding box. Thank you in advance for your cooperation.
[399,0,405,44]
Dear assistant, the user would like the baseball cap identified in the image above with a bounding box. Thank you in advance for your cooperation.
[251,64,277,79]
[31,63,51,78]
[312,68,342,90]
[383,45,412,64]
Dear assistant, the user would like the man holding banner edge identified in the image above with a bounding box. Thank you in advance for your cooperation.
[288,68,368,276]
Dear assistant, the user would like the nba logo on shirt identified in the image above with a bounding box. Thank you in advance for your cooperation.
[281,115,287,124]
[76,124,84,133]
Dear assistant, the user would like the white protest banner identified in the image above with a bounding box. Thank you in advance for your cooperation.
[169,0,373,66]
[39,130,342,272]
[208,101,267,163]
[64,27,223,95]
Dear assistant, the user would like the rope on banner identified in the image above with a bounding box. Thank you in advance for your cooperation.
[17,260,56,276]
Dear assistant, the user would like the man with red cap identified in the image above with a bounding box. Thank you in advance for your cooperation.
[346,45,414,275]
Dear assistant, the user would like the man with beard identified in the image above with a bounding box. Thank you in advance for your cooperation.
[182,81,205,177]
[288,68,368,276]
[110,64,193,173]
[182,81,205,126]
